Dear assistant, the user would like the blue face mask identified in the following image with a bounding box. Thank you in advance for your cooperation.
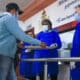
[74,13,80,22]
[15,14,19,19]
[13,12,19,19]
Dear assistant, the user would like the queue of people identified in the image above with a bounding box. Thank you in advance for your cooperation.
[0,2,80,80]
[19,19,62,80]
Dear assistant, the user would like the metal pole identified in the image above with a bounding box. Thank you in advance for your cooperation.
[44,62,48,80]
[24,43,57,49]
[22,58,80,62]
[21,58,80,80]
[36,75,40,80]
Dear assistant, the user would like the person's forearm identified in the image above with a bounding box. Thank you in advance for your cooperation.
[5,16,41,45]
[21,34,41,45]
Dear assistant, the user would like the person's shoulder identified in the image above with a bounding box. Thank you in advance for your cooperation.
[76,22,80,29]
[37,31,44,35]
[0,14,14,22]
[76,22,80,26]
[51,29,58,34]
[3,14,16,21]
[6,15,16,20]
[4,15,17,24]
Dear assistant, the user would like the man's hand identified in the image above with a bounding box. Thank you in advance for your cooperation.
[40,42,46,48]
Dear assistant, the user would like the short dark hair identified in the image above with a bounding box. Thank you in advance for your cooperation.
[42,19,52,27]
[6,3,20,12]
[75,4,80,8]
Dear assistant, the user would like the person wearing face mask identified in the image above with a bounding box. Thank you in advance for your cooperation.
[70,4,80,80]
[32,19,62,80]
[0,3,46,80]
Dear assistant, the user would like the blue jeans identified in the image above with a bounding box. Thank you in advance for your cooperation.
[0,55,17,80]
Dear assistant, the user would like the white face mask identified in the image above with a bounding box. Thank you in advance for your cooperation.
[74,13,80,22]
[42,25,48,32]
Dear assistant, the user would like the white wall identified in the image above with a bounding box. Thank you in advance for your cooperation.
[22,0,80,44]
[60,30,75,44]
[18,21,27,31]
[24,0,80,33]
